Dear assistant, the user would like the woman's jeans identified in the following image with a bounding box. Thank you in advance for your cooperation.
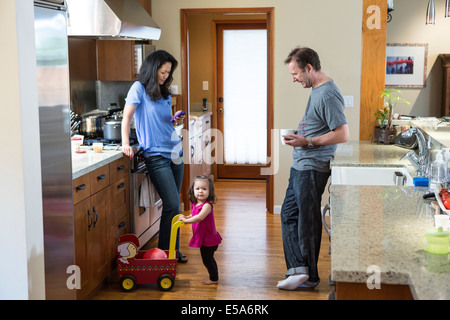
[145,155,184,252]
[280,167,330,283]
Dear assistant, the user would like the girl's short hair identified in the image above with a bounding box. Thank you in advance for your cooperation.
[188,175,217,204]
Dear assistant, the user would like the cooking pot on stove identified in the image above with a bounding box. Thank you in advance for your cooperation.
[80,109,110,138]
[80,104,122,138]
[103,115,122,141]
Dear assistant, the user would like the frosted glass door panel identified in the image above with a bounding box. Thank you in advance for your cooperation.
[223,29,267,164]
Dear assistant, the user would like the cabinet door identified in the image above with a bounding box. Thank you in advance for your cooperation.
[97,40,135,81]
[88,187,109,286]
[107,176,130,266]
[74,198,90,297]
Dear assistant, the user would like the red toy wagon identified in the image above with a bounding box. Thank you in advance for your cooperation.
[117,214,184,291]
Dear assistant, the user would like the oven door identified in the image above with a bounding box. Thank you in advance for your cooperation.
[130,165,162,247]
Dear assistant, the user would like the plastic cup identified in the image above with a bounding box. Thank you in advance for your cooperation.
[93,142,103,153]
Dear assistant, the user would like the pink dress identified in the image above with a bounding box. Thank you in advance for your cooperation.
[189,202,222,248]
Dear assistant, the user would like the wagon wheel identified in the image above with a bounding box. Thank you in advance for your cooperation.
[120,275,137,292]
[158,274,175,291]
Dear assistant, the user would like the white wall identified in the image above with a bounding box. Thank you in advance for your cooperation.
[0,0,45,299]
[152,0,363,209]
[387,0,450,117]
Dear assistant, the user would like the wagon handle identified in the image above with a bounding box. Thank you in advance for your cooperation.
[168,214,185,259]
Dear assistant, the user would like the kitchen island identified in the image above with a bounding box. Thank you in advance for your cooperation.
[330,141,450,300]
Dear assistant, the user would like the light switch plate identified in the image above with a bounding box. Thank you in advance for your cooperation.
[344,95,353,108]
[202,81,209,91]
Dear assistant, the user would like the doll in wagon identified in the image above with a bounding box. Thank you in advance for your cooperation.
[117,234,139,264]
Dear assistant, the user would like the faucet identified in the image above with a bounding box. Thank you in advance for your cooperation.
[399,128,430,177]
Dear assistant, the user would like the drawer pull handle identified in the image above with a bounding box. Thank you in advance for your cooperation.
[97,174,106,181]
[76,184,86,192]
[117,165,125,171]
[117,182,125,189]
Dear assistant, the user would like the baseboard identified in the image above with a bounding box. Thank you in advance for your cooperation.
[273,205,281,214]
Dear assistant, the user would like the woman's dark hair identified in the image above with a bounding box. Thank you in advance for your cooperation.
[188,175,217,204]
[284,47,321,72]
[137,50,178,101]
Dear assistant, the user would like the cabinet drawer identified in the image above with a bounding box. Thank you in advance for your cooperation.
[90,165,110,194]
[109,176,130,224]
[73,174,91,205]
[109,156,129,183]
[202,114,211,131]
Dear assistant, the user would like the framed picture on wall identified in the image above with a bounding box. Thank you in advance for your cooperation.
[385,43,428,88]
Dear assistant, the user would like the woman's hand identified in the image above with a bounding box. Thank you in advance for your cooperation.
[173,113,186,125]
[122,145,135,159]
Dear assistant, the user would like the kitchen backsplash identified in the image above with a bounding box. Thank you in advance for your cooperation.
[70,80,133,116]
[96,81,133,111]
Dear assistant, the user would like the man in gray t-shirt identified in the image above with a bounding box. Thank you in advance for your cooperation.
[277,47,349,290]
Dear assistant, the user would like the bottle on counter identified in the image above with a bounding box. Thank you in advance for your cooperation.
[430,149,447,191]
[443,148,450,185]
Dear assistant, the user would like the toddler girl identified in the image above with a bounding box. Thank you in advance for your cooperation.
[179,175,222,285]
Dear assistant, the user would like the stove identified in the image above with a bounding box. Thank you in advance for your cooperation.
[83,128,138,146]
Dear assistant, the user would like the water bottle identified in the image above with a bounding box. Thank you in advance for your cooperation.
[430,150,447,191]
[443,148,450,185]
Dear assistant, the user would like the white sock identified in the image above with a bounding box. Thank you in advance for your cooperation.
[277,274,309,290]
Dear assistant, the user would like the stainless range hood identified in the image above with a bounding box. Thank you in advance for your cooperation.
[66,0,161,40]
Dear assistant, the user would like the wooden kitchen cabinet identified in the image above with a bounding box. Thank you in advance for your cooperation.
[189,113,213,183]
[73,184,109,300]
[72,155,130,299]
[96,40,136,81]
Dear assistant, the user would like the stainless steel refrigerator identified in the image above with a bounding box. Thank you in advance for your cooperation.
[34,0,75,299]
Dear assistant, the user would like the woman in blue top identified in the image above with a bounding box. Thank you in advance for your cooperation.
[122,50,188,263]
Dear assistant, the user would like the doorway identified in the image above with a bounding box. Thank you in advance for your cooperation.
[180,8,274,213]
[216,21,267,180]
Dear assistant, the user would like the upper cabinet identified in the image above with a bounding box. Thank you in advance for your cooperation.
[97,40,136,81]
[69,38,139,82]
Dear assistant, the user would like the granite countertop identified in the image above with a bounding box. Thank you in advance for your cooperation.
[71,146,124,179]
[330,141,450,300]
[332,140,413,168]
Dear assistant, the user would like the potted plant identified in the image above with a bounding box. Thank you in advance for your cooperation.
[373,88,410,144]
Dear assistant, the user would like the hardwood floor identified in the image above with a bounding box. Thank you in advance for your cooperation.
[92,180,331,300]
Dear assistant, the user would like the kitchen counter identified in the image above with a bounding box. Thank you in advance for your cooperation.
[71,147,124,179]
[332,140,413,168]
[330,141,450,299]
[71,124,184,179]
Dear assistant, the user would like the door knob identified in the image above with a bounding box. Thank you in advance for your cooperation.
[219,108,224,113]
[218,97,224,103]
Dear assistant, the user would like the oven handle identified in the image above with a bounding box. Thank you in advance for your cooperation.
[132,166,147,174]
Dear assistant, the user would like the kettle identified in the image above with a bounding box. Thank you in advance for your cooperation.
[421,227,450,254]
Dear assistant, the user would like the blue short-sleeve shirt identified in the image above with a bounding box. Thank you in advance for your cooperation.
[125,81,182,159]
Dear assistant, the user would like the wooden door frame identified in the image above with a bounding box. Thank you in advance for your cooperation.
[180,8,274,213]
[360,0,387,140]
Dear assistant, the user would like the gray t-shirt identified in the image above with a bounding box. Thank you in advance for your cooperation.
[292,80,347,172]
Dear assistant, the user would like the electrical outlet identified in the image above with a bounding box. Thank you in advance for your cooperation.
[203,81,209,91]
